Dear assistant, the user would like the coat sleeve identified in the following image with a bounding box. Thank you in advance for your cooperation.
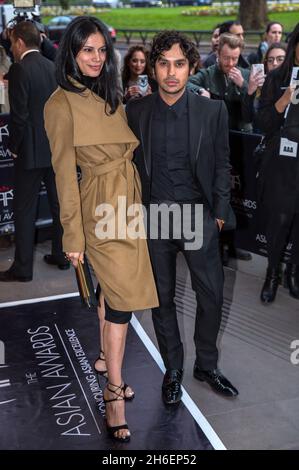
[212,101,232,221]
[8,63,29,154]
[255,72,284,135]
[44,92,85,252]
[187,69,207,93]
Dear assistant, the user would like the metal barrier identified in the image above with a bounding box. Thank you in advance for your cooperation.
[115,28,290,46]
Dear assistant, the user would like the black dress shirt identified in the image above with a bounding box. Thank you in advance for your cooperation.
[151,91,201,203]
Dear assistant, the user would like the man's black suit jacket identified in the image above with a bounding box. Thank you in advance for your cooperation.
[8,51,57,170]
[126,90,235,226]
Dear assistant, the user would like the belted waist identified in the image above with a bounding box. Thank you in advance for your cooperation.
[82,158,129,178]
[81,157,136,209]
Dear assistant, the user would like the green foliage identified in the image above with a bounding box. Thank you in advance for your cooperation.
[42,6,299,35]
[58,0,70,9]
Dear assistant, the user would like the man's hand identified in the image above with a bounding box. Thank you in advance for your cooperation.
[228,67,244,88]
[10,151,17,159]
[216,219,225,231]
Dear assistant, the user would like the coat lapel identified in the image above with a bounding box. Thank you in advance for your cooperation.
[188,90,204,176]
[138,93,157,178]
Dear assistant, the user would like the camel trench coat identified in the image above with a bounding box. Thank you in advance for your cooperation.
[44,87,158,312]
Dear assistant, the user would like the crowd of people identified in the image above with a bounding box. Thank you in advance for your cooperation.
[0,16,298,444]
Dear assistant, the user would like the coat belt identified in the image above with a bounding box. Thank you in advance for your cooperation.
[82,157,136,210]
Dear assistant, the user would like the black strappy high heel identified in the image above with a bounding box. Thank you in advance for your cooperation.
[94,350,108,379]
[94,351,135,401]
[104,383,131,443]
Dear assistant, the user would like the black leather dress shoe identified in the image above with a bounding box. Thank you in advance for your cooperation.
[43,254,70,270]
[0,269,32,282]
[193,365,238,397]
[162,369,183,405]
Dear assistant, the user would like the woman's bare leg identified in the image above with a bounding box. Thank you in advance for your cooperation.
[103,320,130,439]
[94,293,106,373]
[94,294,134,399]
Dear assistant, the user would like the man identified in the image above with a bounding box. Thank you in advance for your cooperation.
[203,25,220,68]
[126,31,238,405]
[204,21,250,69]
[0,21,68,283]
[189,33,250,131]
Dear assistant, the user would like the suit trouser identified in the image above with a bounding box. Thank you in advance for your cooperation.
[13,163,64,278]
[148,206,224,371]
[266,211,299,268]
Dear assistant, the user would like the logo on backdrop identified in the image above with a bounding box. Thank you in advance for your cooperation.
[0,186,13,208]
[0,340,16,406]
[0,118,12,162]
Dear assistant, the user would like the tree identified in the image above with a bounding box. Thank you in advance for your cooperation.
[239,0,268,30]
[59,0,70,10]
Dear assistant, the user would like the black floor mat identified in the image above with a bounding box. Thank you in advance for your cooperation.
[0,297,213,450]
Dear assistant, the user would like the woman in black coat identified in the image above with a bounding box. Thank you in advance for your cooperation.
[256,22,299,304]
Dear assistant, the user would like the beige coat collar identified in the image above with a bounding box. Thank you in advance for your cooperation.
[62,86,138,147]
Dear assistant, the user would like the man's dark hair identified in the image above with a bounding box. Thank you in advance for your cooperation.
[55,16,121,114]
[219,21,242,36]
[149,30,199,70]
[12,20,40,49]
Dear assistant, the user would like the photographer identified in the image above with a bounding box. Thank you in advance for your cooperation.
[0,12,56,63]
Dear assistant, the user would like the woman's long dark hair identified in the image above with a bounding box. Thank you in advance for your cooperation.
[121,45,153,87]
[55,16,121,113]
[275,22,299,85]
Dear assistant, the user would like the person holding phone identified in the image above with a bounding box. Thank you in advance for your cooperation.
[44,16,158,443]
[122,45,157,103]
[243,43,287,131]
[256,23,299,304]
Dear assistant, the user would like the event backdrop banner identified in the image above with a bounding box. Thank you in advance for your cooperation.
[229,130,292,259]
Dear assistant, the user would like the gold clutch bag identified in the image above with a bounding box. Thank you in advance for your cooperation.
[75,255,98,308]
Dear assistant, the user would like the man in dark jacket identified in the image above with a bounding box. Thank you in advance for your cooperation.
[189,33,250,131]
[127,31,238,405]
[0,21,68,282]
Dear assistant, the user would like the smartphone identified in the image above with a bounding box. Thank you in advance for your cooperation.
[137,74,149,96]
[251,63,264,75]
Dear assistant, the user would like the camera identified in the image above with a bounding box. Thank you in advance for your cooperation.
[9,0,41,28]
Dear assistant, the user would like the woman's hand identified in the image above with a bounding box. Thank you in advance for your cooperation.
[124,85,142,101]
[248,69,265,96]
[66,252,84,268]
[275,84,297,113]
[145,84,152,96]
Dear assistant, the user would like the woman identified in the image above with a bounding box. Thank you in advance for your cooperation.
[264,42,287,74]
[44,16,158,442]
[244,42,287,131]
[248,22,283,65]
[256,23,299,304]
[122,45,157,103]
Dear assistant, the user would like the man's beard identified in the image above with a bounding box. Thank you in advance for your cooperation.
[160,83,185,95]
